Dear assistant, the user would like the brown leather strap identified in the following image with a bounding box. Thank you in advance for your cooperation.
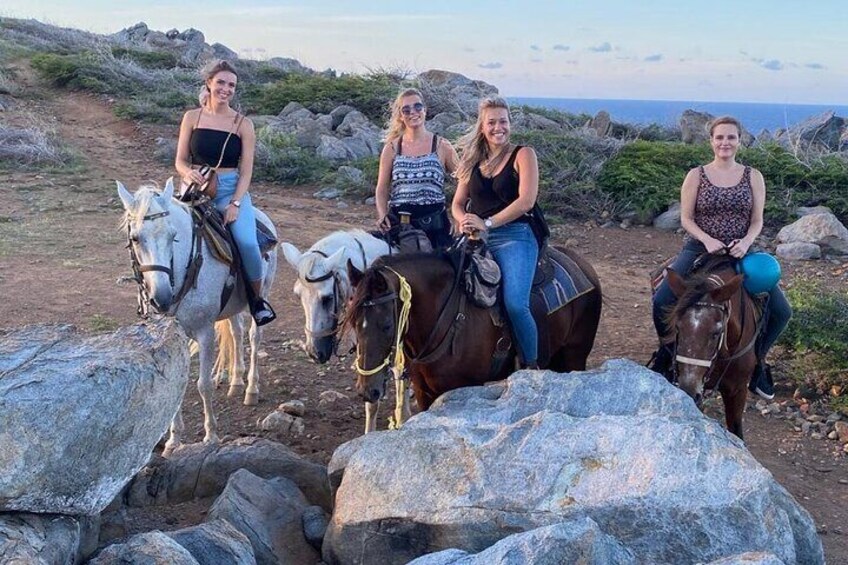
[214,113,243,169]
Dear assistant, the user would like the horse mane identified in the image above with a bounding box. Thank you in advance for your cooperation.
[119,183,187,231]
[664,255,738,330]
[298,229,383,281]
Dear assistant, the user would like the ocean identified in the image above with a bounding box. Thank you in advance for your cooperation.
[508,97,848,134]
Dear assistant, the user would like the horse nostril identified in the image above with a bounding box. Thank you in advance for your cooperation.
[694,393,703,406]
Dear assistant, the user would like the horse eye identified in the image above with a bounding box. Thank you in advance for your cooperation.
[321,296,333,305]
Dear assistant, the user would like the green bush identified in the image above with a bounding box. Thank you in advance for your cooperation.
[254,129,332,184]
[242,73,402,122]
[111,47,177,70]
[779,278,848,412]
[30,52,80,86]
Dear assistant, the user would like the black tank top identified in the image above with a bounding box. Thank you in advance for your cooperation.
[189,128,242,168]
[467,145,528,222]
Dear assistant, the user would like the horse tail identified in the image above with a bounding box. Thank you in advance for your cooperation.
[212,319,234,383]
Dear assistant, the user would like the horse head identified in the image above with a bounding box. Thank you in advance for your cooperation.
[666,264,744,404]
[282,243,347,363]
[118,178,179,313]
[346,261,403,404]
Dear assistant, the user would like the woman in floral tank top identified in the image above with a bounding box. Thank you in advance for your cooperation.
[649,116,792,400]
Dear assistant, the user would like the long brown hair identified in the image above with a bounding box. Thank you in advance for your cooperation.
[455,96,510,183]
[384,88,425,143]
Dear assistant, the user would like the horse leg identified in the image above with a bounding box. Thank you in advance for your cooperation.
[243,316,261,406]
[364,400,379,434]
[722,383,748,440]
[163,404,185,456]
[196,328,220,444]
[227,315,248,399]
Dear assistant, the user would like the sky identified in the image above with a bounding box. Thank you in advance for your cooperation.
[3,0,847,104]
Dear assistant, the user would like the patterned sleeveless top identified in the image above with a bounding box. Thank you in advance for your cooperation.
[693,165,753,244]
[389,134,446,208]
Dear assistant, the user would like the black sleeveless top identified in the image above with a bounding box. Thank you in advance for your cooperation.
[467,145,528,222]
[189,128,242,168]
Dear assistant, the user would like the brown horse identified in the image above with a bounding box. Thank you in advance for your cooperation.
[665,255,762,439]
[344,247,602,411]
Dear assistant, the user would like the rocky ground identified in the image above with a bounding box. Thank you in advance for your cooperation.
[1,69,846,561]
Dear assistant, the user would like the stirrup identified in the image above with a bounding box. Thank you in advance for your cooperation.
[252,298,277,326]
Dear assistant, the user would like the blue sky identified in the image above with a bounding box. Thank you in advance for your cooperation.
[3,1,847,104]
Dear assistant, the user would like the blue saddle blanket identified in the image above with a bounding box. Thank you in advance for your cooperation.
[534,248,595,314]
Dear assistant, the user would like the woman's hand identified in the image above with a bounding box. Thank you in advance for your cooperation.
[460,213,486,234]
[183,168,206,187]
[224,203,239,224]
[727,238,751,258]
[703,237,727,254]
[376,214,391,232]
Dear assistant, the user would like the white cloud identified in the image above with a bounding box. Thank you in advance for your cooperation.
[589,42,612,53]
[478,62,503,69]
[760,59,783,71]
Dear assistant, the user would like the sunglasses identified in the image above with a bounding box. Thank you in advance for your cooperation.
[401,102,425,116]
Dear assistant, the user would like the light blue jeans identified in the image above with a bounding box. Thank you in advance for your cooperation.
[487,222,539,365]
[212,171,263,282]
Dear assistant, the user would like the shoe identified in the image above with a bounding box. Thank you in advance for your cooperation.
[749,362,775,401]
[252,299,277,326]
[647,345,673,381]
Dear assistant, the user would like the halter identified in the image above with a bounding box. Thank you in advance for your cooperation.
[352,268,412,379]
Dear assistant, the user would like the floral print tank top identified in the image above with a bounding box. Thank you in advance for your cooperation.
[693,165,753,244]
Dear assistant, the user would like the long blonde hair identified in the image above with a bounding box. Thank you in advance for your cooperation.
[384,88,425,143]
[456,97,510,183]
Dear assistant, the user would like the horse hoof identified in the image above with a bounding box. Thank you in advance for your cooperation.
[203,433,220,445]
[227,384,245,398]
[244,392,259,406]
[162,442,180,457]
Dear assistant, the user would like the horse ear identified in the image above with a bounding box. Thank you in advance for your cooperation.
[116,181,134,210]
[162,177,175,203]
[326,248,346,271]
[280,243,302,269]
[348,259,364,287]
[667,270,686,298]
[709,274,744,303]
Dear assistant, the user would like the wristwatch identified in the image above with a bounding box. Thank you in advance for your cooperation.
[483,217,494,229]
[230,199,241,208]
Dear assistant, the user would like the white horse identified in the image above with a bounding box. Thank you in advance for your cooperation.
[118,178,277,452]
[281,229,411,433]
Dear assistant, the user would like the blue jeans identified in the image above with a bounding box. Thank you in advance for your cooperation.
[212,171,263,282]
[487,222,538,365]
[652,239,791,359]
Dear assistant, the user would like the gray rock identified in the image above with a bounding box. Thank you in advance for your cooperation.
[417,69,499,116]
[796,206,833,217]
[426,112,464,137]
[407,518,635,564]
[90,531,200,565]
[335,110,378,137]
[257,410,305,437]
[775,242,821,261]
[278,102,309,119]
[302,505,330,551]
[786,111,845,151]
[265,57,312,75]
[180,28,205,44]
[166,519,256,565]
[323,360,824,565]
[154,136,177,165]
[329,105,357,130]
[208,469,319,565]
[590,110,613,137]
[510,108,562,133]
[706,551,787,564]
[653,202,681,231]
[113,22,149,43]
[123,438,331,511]
[680,109,714,144]
[279,400,307,417]
[313,186,342,200]
[0,321,189,515]
[211,43,238,61]
[316,136,352,161]
[0,513,99,565]
[341,135,378,160]
[777,212,848,254]
[335,166,365,188]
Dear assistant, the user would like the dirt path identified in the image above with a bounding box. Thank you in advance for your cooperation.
[1,76,845,560]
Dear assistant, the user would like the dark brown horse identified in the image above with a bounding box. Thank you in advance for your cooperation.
[344,247,602,411]
[665,255,762,439]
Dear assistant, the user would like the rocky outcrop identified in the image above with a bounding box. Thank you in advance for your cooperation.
[0,321,189,515]
[207,469,319,565]
[323,360,823,565]
[112,22,219,66]
[90,531,201,564]
[784,111,845,151]
[776,212,848,255]
[123,437,331,512]
[775,242,821,261]
[166,519,257,565]
[417,69,499,117]
[653,202,681,231]
[0,513,99,565]
[680,109,754,145]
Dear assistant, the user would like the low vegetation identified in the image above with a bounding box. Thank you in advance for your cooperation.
[0,119,75,170]
[780,278,848,414]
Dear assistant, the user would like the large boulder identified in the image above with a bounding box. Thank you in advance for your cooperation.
[776,212,848,255]
[653,202,681,231]
[123,437,331,512]
[166,519,256,565]
[90,531,200,565]
[0,513,99,565]
[417,69,499,117]
[775,242,821,261]
[679,110,754,145]
[786,111,845,151]
[407,518,635,564]
[207,469,319,564]
[0,321,189,515]
[426,112,465,137]
[323,360,823,565]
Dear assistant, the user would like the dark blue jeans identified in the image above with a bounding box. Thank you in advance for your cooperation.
[652,239,791,359]
[487,222,539,365]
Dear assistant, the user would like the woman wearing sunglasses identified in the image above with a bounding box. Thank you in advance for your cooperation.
[374,88,459,249]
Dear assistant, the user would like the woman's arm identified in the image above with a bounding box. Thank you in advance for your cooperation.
[374,142,395,230]
[175,110,205,186]
[451,177,471,226]
[438,137,460,177]
[729,168,765,258]
[680,168,726,253]
[223,117,255,224]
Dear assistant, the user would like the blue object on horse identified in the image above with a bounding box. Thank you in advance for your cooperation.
[736,252,781,294]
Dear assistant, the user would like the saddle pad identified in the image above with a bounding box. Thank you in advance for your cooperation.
[192,205,276,265]
[534,247,595,315]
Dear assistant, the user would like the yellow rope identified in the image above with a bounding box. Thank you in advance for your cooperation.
[352,268,413,377]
